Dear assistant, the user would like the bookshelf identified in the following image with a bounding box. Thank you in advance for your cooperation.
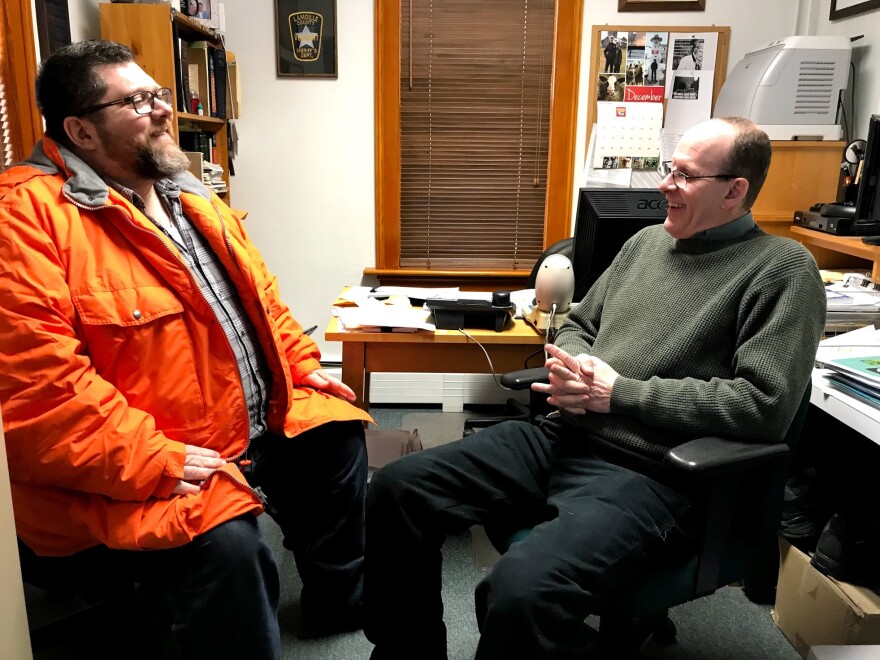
[99,2,233,203]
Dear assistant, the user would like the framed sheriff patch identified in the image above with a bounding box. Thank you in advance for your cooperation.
[275,0,338,78]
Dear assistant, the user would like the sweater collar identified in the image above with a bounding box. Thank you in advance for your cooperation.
[688,211,755,241]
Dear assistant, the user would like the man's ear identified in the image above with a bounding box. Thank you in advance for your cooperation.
[62,116,100,152]
[722,177,749,210]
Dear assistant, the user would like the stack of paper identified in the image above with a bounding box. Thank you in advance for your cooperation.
[202,161,227,194]
[333,306,434,333]
[816,325,880,408]
[824,275,880,333]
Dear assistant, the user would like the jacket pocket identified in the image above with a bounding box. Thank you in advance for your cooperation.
[72,286,207,424]
[73,285,184,326]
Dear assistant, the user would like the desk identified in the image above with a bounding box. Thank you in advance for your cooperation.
[325,316,544,411]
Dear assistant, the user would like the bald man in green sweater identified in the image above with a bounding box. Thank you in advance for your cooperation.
[364,117,827,660]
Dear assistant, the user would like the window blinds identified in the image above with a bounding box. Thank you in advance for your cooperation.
[399,0,554,270]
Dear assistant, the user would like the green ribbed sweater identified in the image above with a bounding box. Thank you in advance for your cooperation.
[554,224,826,464]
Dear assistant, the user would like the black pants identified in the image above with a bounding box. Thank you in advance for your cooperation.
[363,420,691,660]
[20,420,366,660]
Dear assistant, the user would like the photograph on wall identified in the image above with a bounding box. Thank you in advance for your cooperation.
[597,73,625,102]
[275,0,338,78]
[598,31,628,75]
[672,38,704,71]
[665,32,718,98]
[182,0,220,30]
[625,32,646,86]
[645,32,667,86]
[623,31,665,103]
[671,75,700,100]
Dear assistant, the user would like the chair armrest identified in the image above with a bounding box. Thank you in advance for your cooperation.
[664,437,789,479]
[500,367,549,390]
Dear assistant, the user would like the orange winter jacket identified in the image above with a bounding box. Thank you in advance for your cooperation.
[0,137,372,556]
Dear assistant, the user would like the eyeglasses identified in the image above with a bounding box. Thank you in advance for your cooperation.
[661,161,739,189]
[75,88,173,117]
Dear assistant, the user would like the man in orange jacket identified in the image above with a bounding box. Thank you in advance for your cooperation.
[0,40,372,658]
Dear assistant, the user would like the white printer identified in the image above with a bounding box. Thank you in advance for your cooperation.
[713,36,851,140]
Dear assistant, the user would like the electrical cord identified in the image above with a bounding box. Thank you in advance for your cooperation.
[457,302,559,390]
[457,328,511,389]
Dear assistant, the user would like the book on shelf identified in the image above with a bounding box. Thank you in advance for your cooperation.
[187,41,212,116]
[211,46,227,120]
[178,38,191,113]
[226,52,240,119]
[207,44,217,117]
[172,23,188,113]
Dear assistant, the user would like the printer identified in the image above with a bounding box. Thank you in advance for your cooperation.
[713,36,851,141]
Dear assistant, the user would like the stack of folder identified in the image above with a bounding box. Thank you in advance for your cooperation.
[816,325,880,408]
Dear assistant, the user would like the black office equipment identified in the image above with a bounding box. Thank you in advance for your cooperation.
[793,208,856,235]
[853,114,880,234]
[572,188,669,301]
[425,297,515,332]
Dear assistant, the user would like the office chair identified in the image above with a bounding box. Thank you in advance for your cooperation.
[483,381,812,656]
[462,238,574,436]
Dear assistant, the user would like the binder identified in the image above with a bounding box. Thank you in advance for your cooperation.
[178,40,191,112]
[172,25,186,113]
[211,47,228,120]
[207,46,217,117]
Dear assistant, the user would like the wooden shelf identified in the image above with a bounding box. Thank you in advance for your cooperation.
[100,2,232,202]
[791,226,880,280]
[177,112,225,127]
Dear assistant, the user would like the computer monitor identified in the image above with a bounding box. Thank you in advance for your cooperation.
[572,188,668,301]
[855,114,880,227]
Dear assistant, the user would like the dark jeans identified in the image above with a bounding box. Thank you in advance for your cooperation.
[248,420,367,620]
[364,420,691,660]
[20,420,366,660]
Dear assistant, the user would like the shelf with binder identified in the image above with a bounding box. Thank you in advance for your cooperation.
[99,2,235,203]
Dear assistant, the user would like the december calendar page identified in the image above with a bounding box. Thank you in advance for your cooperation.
[591,102,663,171]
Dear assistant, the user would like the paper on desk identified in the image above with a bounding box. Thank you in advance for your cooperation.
[335,286,377,307]
[816,325,880,363]
[825,284,880,312]
[370,286,461,300]
[333,306,435,332]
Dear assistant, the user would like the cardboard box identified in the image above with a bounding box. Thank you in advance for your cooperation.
[774,539,880,658]
[808,646,880,660]
[365,429,422,474]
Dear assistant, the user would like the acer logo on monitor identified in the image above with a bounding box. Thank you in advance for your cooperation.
[572,188,668,301]
[637,198,669,210]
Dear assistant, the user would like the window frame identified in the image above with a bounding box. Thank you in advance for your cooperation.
[371,0,583,285]
[0,0,42,166]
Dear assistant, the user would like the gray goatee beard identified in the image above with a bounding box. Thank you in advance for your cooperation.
[134,137,191,180]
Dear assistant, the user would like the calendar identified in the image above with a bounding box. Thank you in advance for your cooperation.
[592,102,663,170]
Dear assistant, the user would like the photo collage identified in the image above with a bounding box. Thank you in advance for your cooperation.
[594,31,668,170]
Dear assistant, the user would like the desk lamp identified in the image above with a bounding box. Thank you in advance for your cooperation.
[524,254,575,336]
